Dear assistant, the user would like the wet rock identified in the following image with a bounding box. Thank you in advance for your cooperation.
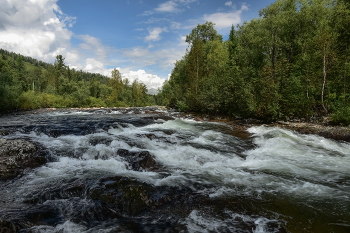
[89,136,113,146]
[0,130,9,136]
[89,176,199,216]
[24,183,85,204]
[0,139,47,180]
[117,149,156,171]
[0,220,20,233]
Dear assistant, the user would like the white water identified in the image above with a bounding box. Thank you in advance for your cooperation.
[8,119,350,199]
[2,115,350,232]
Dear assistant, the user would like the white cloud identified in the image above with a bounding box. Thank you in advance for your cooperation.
[155,1,178,12]
[123,47,150,58]
[122,70,166,89]
[83,58,114,76]
[145,27,167,42]
[152,0,197,14]
[77,34,110,60]
[80,59,165,89]
[139,10,154,16]
[0,0,182,91]
[225,1,233,7]
[171,21,181,29]
[0,0,75,63]
[122,45,185,70]
[138,17,170,24]
[203,4,248,30]
[179,35,187,46]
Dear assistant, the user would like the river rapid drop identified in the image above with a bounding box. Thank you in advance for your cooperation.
[0,108,349,232]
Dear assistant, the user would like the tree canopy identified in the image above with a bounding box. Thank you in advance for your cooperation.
[157,0,350,124]
[0,50,155,112]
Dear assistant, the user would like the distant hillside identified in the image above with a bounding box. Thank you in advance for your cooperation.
[0,48,156,112]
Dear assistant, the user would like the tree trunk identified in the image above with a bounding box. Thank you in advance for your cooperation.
[322,44,327,113]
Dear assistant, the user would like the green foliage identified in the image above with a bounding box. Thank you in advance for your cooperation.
[0,51,155,113]
[157,0,350,124]
[331,106,350,125]
[18,91,41,109]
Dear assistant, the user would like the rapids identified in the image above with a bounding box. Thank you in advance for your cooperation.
[0,107,349,232]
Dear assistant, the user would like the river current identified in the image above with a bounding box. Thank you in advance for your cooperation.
[0,108,349,233]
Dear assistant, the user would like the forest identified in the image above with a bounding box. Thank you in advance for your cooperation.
[0,49,155,113]
[156,0,350,124]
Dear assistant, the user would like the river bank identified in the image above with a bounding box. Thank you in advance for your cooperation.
[2,106,350,142]
[179,112,350,143]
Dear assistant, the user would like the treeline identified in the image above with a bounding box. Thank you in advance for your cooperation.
[157,0,350,124]
[0,50,155,112]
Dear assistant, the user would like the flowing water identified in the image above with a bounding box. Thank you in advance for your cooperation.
[0,108,349,233]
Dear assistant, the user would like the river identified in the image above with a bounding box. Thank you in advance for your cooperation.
[0,107,349,233]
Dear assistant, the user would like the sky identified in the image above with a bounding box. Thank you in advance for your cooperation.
[0,0,275,90]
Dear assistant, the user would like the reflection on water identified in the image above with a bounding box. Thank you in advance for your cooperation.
[0,108,349,232]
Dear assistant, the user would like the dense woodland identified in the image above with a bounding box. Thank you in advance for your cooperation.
[0,49,155,112]
[156,0,350,124]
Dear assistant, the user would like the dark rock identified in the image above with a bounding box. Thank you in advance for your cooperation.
[0,139,47,180]
[89,176,199,216]
[89,136,113,146]
[0,130,9,136]
[0,220,20,233]
[117,149,156,171]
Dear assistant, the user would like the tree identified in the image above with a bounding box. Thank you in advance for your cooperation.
[108,68,123,104]
[186,21,223,44]
[228,25,238,62]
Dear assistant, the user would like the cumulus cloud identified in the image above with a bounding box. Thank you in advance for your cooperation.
[179,35,187,46]
[122,70,166,89]
[145,27,167,42]
[83,58,114,76]
[80,59,165,89]
[0,0,75,63]
[203,4,248,30]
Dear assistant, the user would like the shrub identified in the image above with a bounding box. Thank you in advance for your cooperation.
[18,91,41,109]
[88,97,107,108]
[330,106,350,126]
[38,93,56,108]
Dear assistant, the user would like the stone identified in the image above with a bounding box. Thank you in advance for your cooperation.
[0,139,47,180]
[117,149,156,171]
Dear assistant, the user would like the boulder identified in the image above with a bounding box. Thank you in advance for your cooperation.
[0,139,47,180]
[89,176,198,216]
[117,149,156,171]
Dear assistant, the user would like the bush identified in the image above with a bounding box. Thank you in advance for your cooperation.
[88,97,107,108]
[18,91,41,109]
[176,101,189,112]
[330,106,350,126]
[38,93,56,108]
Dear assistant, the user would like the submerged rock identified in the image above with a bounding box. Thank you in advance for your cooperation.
[0,139,47,180]
[89,176,200,216]
[117,149,156,171]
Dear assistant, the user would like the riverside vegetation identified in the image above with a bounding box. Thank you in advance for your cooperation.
[0,50,156,113]
[156,0,350,125]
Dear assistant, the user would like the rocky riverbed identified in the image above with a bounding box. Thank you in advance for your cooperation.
[0,107,349,232]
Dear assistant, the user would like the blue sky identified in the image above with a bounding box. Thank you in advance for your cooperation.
[0,0,274,89]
